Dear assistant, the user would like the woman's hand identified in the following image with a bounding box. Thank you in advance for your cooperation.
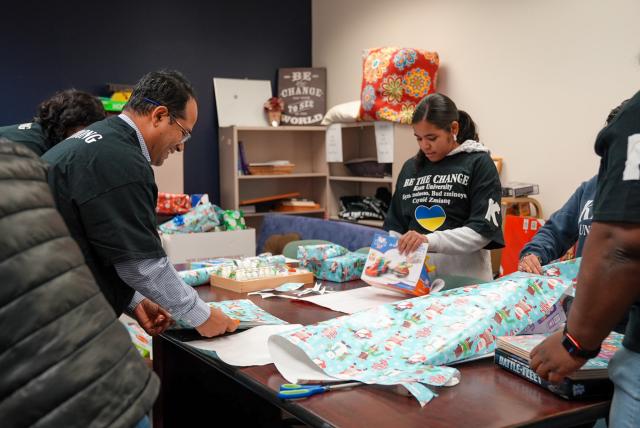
[398,231,428,255]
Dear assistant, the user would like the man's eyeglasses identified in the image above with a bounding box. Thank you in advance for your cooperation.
[170,115,191,144]
[144,97,191,144]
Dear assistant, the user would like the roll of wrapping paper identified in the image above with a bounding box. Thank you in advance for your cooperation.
[178,266,219,286]
[158,202,221,234]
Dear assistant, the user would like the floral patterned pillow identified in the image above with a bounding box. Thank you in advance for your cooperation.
[358,47,439,124]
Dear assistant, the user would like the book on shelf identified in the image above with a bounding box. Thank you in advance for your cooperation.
[240,205,256,214]
[238,141,250,175]
[494,332,622,400]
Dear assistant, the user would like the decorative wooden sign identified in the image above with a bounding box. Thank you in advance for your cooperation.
[278,68,326,126]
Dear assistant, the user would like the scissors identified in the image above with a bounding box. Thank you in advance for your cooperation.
[278,381,362,399]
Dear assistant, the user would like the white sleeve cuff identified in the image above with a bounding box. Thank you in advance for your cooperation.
[180,299,211,328]
[426,232,442,252]
[126,291,146,314]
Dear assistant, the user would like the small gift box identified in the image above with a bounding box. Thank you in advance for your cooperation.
[298,244,367,282]
[156,192,192,215]
[221,210,247,230]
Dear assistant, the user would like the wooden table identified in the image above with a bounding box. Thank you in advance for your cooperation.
[153,281,609,427]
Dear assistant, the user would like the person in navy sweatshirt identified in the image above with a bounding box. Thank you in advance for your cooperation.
[518,100,628,275]
[518,176,596,274]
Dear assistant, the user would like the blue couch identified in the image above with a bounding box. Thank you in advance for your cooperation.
[257,214,382,254]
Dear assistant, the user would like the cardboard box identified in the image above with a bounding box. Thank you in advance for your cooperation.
[161,229,256,263]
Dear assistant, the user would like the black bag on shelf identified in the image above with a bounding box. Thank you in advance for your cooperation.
[338,187,391,222]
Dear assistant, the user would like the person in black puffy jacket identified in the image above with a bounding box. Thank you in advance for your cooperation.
[0,140,158,428]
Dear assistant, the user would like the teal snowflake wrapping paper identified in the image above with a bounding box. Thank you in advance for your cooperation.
[173,299,288,329]
[269,259,580,406]
[209,299,288,326]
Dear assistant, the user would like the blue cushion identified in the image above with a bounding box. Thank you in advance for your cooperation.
[257,214,381,254]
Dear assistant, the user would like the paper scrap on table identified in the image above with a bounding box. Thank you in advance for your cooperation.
[299,285,404,314]
[248,282,332,300]
[250,292,301,300]
[275,282,305,292]
[187,324,302,366]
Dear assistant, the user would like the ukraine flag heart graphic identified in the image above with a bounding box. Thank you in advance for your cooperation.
[415,205,446,231]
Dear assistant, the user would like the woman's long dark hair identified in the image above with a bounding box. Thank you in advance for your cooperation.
[412,93,478,169]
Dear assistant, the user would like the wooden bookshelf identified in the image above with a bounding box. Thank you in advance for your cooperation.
[219,123,415,234]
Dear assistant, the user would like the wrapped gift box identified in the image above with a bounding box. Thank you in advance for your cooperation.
[298,244,367,282]
[157,192,192,215]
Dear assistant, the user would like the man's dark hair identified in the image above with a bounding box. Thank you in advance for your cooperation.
[34,89,105,146]
[125,70,196,119]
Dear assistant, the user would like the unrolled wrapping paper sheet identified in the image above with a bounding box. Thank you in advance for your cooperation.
[268,259,580,406]
[187,324,302,366]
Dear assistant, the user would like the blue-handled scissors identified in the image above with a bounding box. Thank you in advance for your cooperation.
[278,382,362,399]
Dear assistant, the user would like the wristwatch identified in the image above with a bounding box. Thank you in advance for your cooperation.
[561,325,601,359]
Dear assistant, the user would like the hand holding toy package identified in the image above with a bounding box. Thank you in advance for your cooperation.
[361,233,439,296]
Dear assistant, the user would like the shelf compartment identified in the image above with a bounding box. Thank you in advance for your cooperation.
[237,128,327,175]
[240,173,328,180]
[244,209,325,218]
[329,176,393,184]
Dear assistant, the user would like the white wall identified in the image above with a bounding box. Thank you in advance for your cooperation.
[312,0,640,215]
[153,151,184,194]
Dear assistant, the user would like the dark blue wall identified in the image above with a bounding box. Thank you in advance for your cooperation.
[0,0,311,203]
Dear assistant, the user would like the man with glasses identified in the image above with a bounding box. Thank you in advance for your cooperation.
[43,70,237,338]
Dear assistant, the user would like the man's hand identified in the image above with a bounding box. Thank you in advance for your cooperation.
[530,330,588,383]
[133,299,173,336]
[195,307,239,338]
[398,231,428,255]
[518,253,543,274]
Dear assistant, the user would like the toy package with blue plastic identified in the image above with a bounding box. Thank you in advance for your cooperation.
[361,233,436,296]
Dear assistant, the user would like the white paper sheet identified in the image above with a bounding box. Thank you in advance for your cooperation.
[299,286,404,314]
[325,123,343,162]
[268,335,342,384]
[213,77,272,127]
[186,324,302,366]
[374,121,394,163]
